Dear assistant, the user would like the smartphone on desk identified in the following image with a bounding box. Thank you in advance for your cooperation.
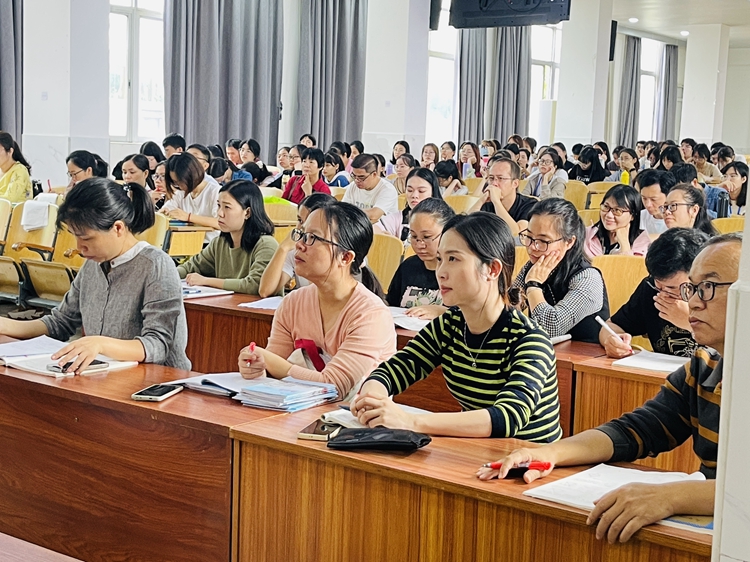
[131,384,183,402]
[47,359,110,374]
[297,420,342,441]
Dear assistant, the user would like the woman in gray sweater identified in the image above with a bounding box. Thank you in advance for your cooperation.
[0,178,191,373]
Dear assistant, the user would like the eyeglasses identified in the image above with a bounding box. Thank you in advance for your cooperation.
[600,203,631,217]
[291,228,349,251]
[679,280,733,302]
[351,172,374,183]
[487,175,513,185]
[152,173,164,181]
[408,233,440,246]
[67,169,85,179]
[518,231,564,252]
[538,159,554,166]
[645,278,681,299]
[658,202,695,214]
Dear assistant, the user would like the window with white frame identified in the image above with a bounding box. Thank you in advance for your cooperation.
[528,23,562,142]
[109,0,165,142]
[425,0,457,145]
[637,38,663,141]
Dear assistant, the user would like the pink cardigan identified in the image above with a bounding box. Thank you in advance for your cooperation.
[266,283,396,397]
[584,225,651,258]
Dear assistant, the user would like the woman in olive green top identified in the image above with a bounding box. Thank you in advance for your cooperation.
[177,180,279,295]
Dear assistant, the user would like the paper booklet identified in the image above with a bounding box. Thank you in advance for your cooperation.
[237,296,284,310]
[388,307,430,332]
[321,403,430,429]
[5,354,138,378]
[0,335,67,366]
[233,377,338,412]
[612,350,689,373]
[170,372,249,396]
[181,281,234,299]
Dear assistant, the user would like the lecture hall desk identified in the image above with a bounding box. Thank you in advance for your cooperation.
[230,405,711,562]
[0,344,282,562]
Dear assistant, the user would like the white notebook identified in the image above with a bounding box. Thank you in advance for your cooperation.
[388,307,430,332]
[5,354,138,378]
[0,335,67,365]
[612,350,689,373]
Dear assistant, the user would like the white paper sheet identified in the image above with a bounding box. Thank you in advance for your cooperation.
[0,336,66,364]
[180,281,234,299]
[237,296,284,310]
[612,350,689,373]
[388,307,430,332]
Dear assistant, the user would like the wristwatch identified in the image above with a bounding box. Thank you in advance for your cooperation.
[525,280,544,291]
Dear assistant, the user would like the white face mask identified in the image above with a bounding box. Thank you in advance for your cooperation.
[599,155,607,166]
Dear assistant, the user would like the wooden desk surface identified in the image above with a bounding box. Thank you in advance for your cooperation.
[230,406,710,562]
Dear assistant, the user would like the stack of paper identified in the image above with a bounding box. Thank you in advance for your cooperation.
[0,336,67,365]
[612,350,689,373]
[181,281,234,299]
[237,296,284,310]
[233,377,338,412]
[5,354,138,378]
[169,372,248,396]
[388,307,430,332]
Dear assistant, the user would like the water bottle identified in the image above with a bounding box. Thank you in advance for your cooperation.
[621,170,630,186]
[717,191,730,218]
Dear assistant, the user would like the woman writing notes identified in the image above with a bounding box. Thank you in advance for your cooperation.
[352,212,561,441]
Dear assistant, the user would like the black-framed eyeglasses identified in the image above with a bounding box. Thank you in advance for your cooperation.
[658,202,694,214]
[646,278,681,299]
[518,230,564,252]
[408,233,441,245]
[679,280,734,302]
[600,203,630,217]
[67,169,85,179]
[351,172,374,183]
[291,228,349,251]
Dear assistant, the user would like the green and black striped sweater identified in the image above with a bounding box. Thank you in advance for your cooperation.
[366,307,563,443]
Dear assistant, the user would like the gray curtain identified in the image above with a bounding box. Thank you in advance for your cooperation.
[164,0,283,163]
[656,44,678,142]
[457,28,486,144]
[485,26,531,141]
[0,0,23,141]
[617,35,641,148]
[295,0,368,150]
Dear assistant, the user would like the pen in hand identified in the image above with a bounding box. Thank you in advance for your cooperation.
[594,316,632,354]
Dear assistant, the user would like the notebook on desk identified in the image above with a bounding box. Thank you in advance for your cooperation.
[612,350,689,373]
[181,281,234,299]
[4,354,138,378]
[0,335,66,366]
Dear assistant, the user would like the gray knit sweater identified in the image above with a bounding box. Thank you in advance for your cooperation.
[41,245,191,370]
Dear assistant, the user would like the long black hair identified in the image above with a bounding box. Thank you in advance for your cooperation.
[595,184,643,249]
[441,212,519,306]
[218,180,274,252]
[139,141,166,166]
[58,177,154,235]
[406,168,442,200]
[574,146,607,183]
[66,150,108,178]
[391,140,410,164]
[721,161,748,209]
[316,201,384,298]
[669,183,719,236]
[122,153,156,190]
[528,198,589,297]
[0,131,31,172]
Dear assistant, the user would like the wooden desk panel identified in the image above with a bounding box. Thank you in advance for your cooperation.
[0,364,280,562]
[231,407,710,562]
[573,356,701,474]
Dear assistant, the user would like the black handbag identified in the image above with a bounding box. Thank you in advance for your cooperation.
[326,427,432,451]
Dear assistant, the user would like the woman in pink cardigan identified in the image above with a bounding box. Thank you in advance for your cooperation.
[238,202,395,398]
[584,184,651,258]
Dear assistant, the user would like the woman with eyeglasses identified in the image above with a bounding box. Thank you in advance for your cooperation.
[177,180,278,295]
[584,184,651,258]
[239,202,395,398]
[66,150,108,193]
[375,168,441,240]
[522,148,567,199]
[351,212,562,442]
[150,160,168,210]
[719,161,747,216]
[661,183,718,236]
[385,199,455,320]
[513,198,610,343]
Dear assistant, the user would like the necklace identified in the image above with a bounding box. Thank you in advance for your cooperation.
[463,322,493,369]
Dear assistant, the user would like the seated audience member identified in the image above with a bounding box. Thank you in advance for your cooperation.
[282,147,331,204]
[66,150,108,193]
[375,168,441,241]
[600,227,708,358]
[259,193,336,297]
[276,146,293,175]
[209,158,254,184]
[186,143,221,186]
[225,139,244,167]
[568,146,608,185]
[458,142,482,179]
[440,141,456,162]
[479,234,742,544]
[720,161,748,216]
[150,160,168,210]
[517,148,531,178]
[177,181,278,295]
[239,202,395,398]
[552,142,575,173]
[680,137,696,162]
[240,162,272,185]
[352,212,562,442]
[662,183,718,236]
[716,146,736,170]
[523,148,567,199]
[390,153,419,194]
[647,146,661,169]
[207,144,225,160]
[390,140,410,168]
[523,136,537,157]
[350,140,364,159]
[299,133,316,148]
[481,139,499,159]
[162,152,220,242]
[434,160,468,196]
[692,143,722,184]
[502,143,520,164]
[372,153,387,177]
[121,154,155,191]
[571,143,584,162]
[670,162,724,219]
[0,131,33,202]
[386,199,454,320]
[605,148,638,184]
[329,141,353,172]
[584,184,650,258]
[470,158,537,236]
[635,140,646,163]
[513,198,609,343]
[342,154,399,223]
[507,134,524,146]
[240,138,262,165]
[594,141,614,171]
[288,144,305,173]
[0,177,191,371]
[322,152,350,188]
[139,141,166,172]
[420,143,440,170]
[162,133,186,158]
[659,145,683,171]
[637,169,676,236]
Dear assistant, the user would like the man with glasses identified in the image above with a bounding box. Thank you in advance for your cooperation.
[342,154,399,223]
[480,233,742,544]
[636,169,676,235]
[599,228,709,358]
[469,158,537,236]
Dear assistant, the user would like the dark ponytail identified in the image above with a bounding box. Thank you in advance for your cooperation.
[58,177,155,235]
[0,132,31,172]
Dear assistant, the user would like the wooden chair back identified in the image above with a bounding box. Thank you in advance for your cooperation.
[578,209,601,228]
[1,202,58,261]
[135,213,169,249]
[165,231,206,257]
[587,192,605,210]
[0,199,12,242]
[51,228,85,269]
[265,203,298,223]
[587,181,619,194]
[20,260,73,305]
[463,177,483,193]
[564,181,588,210]
[260,187,283,199]
[329,187,347,199]
[517,178,528,194]
[398,194,407,210]
[367,233,404,288]
[443,195,479,214]
[591,255,648,316]
[513,245,529,280]
[273,225,295,244]
[712,217,745,234]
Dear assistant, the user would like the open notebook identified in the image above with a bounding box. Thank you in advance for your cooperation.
[181,281,234,299]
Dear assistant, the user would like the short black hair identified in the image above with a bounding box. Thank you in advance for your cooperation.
[163,133,186,151]
[350,140,364,154]
[187,143,212,163]
[300,133,317,146]
[669,162,698,185]
[645,227,710,280]
[571,143,584,155]
[636,169,674,195]
[503,143,520,155]
[301,147,325,169]
[552,142,567,155]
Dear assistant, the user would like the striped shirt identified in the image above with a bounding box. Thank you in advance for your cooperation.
[597,347,721,478]
[366,307,562,443]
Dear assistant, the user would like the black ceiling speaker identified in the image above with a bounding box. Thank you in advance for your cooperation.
[449,0,571,28]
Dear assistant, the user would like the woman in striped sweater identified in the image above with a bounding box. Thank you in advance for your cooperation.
[352,212,562,442]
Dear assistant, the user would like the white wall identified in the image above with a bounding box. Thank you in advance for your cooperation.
[722,48,750,155]
[278,0,301,148]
